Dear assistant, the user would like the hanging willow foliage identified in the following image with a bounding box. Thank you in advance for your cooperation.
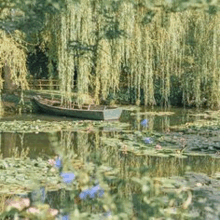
[41,0,220,108]
[0,30,28,91]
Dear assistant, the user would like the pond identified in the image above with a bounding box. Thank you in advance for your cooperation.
[0,106,198,159]
[0,106,220,219]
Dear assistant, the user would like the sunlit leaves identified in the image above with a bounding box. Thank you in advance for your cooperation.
[0,0,65,33]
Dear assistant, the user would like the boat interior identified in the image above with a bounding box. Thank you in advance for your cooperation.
[39,98,116,110]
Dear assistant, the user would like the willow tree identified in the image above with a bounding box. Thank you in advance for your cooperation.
[0,0,65,113]
[1,0,220,109]
[0,30,28,99]
[42,0,220,108]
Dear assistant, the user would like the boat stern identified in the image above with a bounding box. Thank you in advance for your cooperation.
[103,108,123,120]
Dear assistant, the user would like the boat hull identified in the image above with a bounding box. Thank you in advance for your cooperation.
[32,97,122,120]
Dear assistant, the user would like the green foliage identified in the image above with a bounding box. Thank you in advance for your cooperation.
[0,0,65,33]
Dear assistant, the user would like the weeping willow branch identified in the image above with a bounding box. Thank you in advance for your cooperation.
[0,30,28,92]
[41,1,220,108]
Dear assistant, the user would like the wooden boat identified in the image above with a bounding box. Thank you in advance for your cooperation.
[32,96,123,120]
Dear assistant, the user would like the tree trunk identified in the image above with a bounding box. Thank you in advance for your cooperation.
[3,64,18,94]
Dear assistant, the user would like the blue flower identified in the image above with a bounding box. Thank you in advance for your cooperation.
[140,119,148,127]
[55,156,62,169]
[89,185,104,198]
[60,172,75,184]
[79,189,90,200]
[143,137,152,144]
[61,215,70,220]
[79,184,104,200]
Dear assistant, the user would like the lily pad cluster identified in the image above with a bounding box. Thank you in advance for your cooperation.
[169,115,220,153]
[0,120,129,133]
[0,155,111,219]
[0,110,220,219]
[0,158,61,194]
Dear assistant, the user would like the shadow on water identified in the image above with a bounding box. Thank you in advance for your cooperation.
[0,132,57,159]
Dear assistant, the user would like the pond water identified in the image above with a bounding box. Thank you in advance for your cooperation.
[1,107,220,219]
[0,107,219,175]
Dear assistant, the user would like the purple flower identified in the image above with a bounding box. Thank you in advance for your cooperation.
[79,189,90,200]
[60,172,75,184]
[143,137,152,144]
[62,215,70,220]
[140,119,148,127]
[55,156,62,169]
[79,184,104,200]
[89,185,104,198]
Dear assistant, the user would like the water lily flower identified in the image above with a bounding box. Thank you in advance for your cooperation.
[48,159,56,166]
[79,184,104,200]
[143,137,152,144]
[26,207,40,214]
[140,119,148,127]
[196,182,202,187]
[26,207,58,217]
[60,172,75,184]
[5,197,30,211]
[155,144,162,150]
[121,145,128,154]
[48,208,59,216]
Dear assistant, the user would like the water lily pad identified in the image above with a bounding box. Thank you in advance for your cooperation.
[131,111,174,116]
[169,154,188,159]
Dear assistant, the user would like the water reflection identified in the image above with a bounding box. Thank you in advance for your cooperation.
[0,107,219,175]
[55,130,220,177]
[1,107,220,219]
[1,131,220,177]
[0,132,57,159]
[121,106,195,132]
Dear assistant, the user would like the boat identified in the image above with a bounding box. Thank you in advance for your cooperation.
[32,96,123,120]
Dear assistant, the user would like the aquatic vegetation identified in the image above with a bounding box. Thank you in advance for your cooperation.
[0,120,129,133]
[52,155,104,196]
[31,187,46,204]
[0,108,220,219]
[132,111,175,116]
[0,156,93,195]
[1,132,220,219]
